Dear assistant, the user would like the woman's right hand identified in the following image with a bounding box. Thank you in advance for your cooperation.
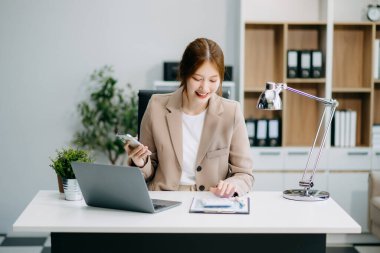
[124,142,152,168]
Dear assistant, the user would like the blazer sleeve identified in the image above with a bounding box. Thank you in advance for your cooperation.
[125,97,158,181]
[223,102,254,196]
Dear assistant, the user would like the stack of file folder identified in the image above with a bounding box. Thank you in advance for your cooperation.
[245,118,282,147]
[331,110,357,147]
[287,50,323,78]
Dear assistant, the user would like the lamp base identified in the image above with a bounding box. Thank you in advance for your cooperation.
[283,189,329,201]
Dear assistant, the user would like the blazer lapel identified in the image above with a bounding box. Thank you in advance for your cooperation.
[166,88,184,169]
[196,94,224,165]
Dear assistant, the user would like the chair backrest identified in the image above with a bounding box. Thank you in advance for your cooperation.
[138,90,172,140]
[137,89,230,140]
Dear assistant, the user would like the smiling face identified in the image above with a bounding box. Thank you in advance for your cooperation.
[178,38,225,96]
[186,61,220,104]
[178,38,225,113]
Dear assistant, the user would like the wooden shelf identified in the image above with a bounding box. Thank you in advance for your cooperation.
[334,22,376,26]
[286,78,325,83]
[287,24,326,51]
[333,24,373,89]
[332,87,372,93]
[245,21,327,26]
[244,87,265,92]
[244,24,285,91]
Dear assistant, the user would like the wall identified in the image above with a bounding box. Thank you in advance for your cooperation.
[0,0,239,233]
[334,0,371,22]
[242,0,371,22]
[242,0,322,22]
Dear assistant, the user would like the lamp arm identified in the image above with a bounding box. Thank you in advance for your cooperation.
[299,104,337,190]
[277,83,339,190]
[283,85,337,107]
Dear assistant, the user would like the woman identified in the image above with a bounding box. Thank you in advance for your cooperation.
[125,38,253,197]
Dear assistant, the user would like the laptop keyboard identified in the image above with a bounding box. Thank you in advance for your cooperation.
[153,204,166,209]
[152,199,175,210]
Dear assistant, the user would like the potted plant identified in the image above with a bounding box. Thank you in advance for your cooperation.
[50,147,93,200]
[73,65,138,165]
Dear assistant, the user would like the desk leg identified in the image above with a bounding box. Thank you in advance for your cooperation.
[51,233,326,253]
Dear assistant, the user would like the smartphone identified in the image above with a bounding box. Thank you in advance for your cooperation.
[116,133,141,148]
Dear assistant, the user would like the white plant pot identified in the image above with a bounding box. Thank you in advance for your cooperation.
[62,178,82,201]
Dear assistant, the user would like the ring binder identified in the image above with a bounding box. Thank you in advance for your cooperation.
[299,51,311,78]
[311,50,323,78]
[287,50,298,78]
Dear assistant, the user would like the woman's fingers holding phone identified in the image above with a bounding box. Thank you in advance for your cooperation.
[128,144,143,156]
[123,141,133,154]
[133,145,152,157]
[127,144,151,167]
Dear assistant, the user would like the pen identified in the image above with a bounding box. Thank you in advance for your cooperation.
[231,197,245,208]
[203,209,235,213]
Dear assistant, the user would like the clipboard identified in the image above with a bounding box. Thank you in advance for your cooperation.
[189,196,250,214]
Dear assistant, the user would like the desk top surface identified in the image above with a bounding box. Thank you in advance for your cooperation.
[13,190,361,234]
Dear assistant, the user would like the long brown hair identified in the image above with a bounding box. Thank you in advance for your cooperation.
[178,38,224,96]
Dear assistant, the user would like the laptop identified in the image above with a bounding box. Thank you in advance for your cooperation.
[71,162,181,213]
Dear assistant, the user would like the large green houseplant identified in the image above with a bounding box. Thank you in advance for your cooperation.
[73,66,138,165]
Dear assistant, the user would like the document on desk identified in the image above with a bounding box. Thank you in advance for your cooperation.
[189,196,250,214]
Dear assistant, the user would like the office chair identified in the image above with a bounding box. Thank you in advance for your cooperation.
[137,89,230,140]
[138,90,171,140]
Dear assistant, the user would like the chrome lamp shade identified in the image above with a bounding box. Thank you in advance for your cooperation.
[257,82,283,110]
[257,82,339,201]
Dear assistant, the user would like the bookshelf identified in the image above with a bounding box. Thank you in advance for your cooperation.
[332,23,373,147]
[242,22,327,146]
[241,20,379,148]
[375,25,380,127]
[239,0,378,238]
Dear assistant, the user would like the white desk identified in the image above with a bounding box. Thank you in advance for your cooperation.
[14,191,361,253]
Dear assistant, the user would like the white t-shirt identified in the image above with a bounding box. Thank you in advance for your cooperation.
[180,110,206,185]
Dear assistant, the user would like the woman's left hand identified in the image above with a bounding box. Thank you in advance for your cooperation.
[209,180,236,198]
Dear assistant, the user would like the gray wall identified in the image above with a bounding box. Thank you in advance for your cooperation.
[0,0,239,233]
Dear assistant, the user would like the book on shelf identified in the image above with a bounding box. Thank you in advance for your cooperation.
[245,119,256,147]
[331,110,340,147]
[299,50,312,78]
[268,119,281,147]
[349,110,357,147]
[373,125,380,148]
[311,50,323,78]
[331,110,357,147]
[374,39,380,79]
[256,119,268,146]
[287,50,298,78]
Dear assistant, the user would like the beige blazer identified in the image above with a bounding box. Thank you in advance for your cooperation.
[131,87,254,196]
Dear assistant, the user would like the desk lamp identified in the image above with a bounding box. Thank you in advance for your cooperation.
[257,82,339,201]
